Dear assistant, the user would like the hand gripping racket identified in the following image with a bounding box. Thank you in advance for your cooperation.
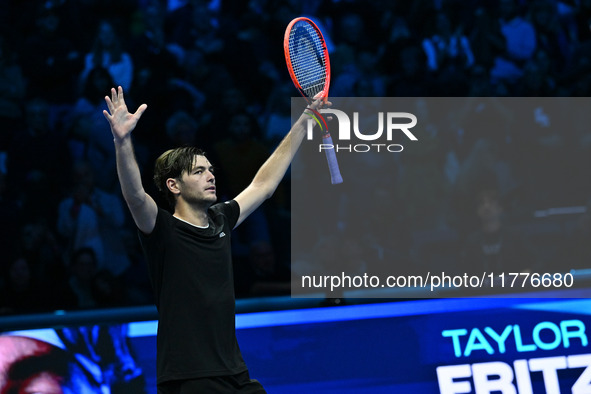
[284,17,343,184]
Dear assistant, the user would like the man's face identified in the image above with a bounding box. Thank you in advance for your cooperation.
[98,22,115,47]
[0,335,100,393]
[477,194,503,222]
[0,336,63,393]
[177,155,217,206]
[229,115,252,141]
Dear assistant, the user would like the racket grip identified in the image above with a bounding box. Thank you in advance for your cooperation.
[322,134,343,184]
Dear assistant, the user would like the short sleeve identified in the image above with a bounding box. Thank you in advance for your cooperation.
[137,208,172,304]
[210,200,240,230]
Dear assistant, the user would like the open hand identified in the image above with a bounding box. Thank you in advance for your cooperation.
[102,86,147,142]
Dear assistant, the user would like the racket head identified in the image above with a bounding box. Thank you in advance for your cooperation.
[284,17,331,102]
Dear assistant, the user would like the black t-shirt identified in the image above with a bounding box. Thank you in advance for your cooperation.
[138,201,247,384]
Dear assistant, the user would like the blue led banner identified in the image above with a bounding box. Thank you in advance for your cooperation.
[2,290,591,393]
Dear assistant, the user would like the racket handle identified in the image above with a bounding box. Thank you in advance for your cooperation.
[322,134,343,184]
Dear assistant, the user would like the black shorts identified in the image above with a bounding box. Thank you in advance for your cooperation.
[157,371,266,394]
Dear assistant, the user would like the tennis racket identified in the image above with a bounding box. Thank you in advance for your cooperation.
[284,17,343,184]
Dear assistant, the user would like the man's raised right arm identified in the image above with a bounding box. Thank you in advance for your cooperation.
[103,86,157,234]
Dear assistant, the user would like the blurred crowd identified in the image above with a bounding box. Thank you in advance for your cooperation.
[0,0,591,313]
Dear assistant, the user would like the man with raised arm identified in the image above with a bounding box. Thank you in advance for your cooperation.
[103,86,326,394]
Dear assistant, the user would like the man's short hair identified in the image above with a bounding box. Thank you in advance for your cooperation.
[153,147,206,209]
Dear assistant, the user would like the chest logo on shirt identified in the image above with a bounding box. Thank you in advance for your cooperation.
[219,232,226,238]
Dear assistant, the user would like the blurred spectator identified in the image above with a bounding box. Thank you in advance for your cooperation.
[212,112,272,259]
[81,161,131,277]
[19,3,83,120]
[330,12,366,96]
[387,44,434,96]
[0,239,75,313]
[130,1,179,79]
[57,191,104,270]
[119,235,153,306]
[262,82,293,146]
[217,2,278,97]
[360,186,413,273]
[291,233,339,298]
[163,0,231,108]
[57,174,104,270]
[571,0,591,42]
[380,15,415,80]
[6,98,70,224]
[421,10,475,95]
[459,138,518,199]
[92,269,128,308]
[395,98,451,232]
[19,220,64,288]
[165,0,224,56]
[460,186,535,275]
[514,50,557,96]
[79,19,134,92]
[0,257,43,314]
[129,1,184,130]
[490,0,537,84]
[467,6,506,74]
[67,247,99,309]
[220,88,254,120]
[449,97,515,164]
[69,67,120,190]
[422,11,475,73]
[0,34,26,148]
[212,112,270,198]
[16,219,77,311]
[466,65,502,96]
[164,110,200,148]
[57,161,131,277]
[528,0,571,73]
[234,241,290,297]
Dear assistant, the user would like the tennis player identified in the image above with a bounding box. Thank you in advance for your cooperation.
[103,86,326,393]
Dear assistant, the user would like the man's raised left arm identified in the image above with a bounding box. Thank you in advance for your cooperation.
[233,99,328,228]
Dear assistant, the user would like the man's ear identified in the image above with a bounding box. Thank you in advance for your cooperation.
[166,178,181,196]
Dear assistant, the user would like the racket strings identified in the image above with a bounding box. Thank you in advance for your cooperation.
[288,22,327,98]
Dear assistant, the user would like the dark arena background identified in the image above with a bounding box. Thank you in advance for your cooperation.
[1,0,591,393]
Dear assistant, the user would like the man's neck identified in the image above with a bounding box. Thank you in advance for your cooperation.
[173,202,210,227]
